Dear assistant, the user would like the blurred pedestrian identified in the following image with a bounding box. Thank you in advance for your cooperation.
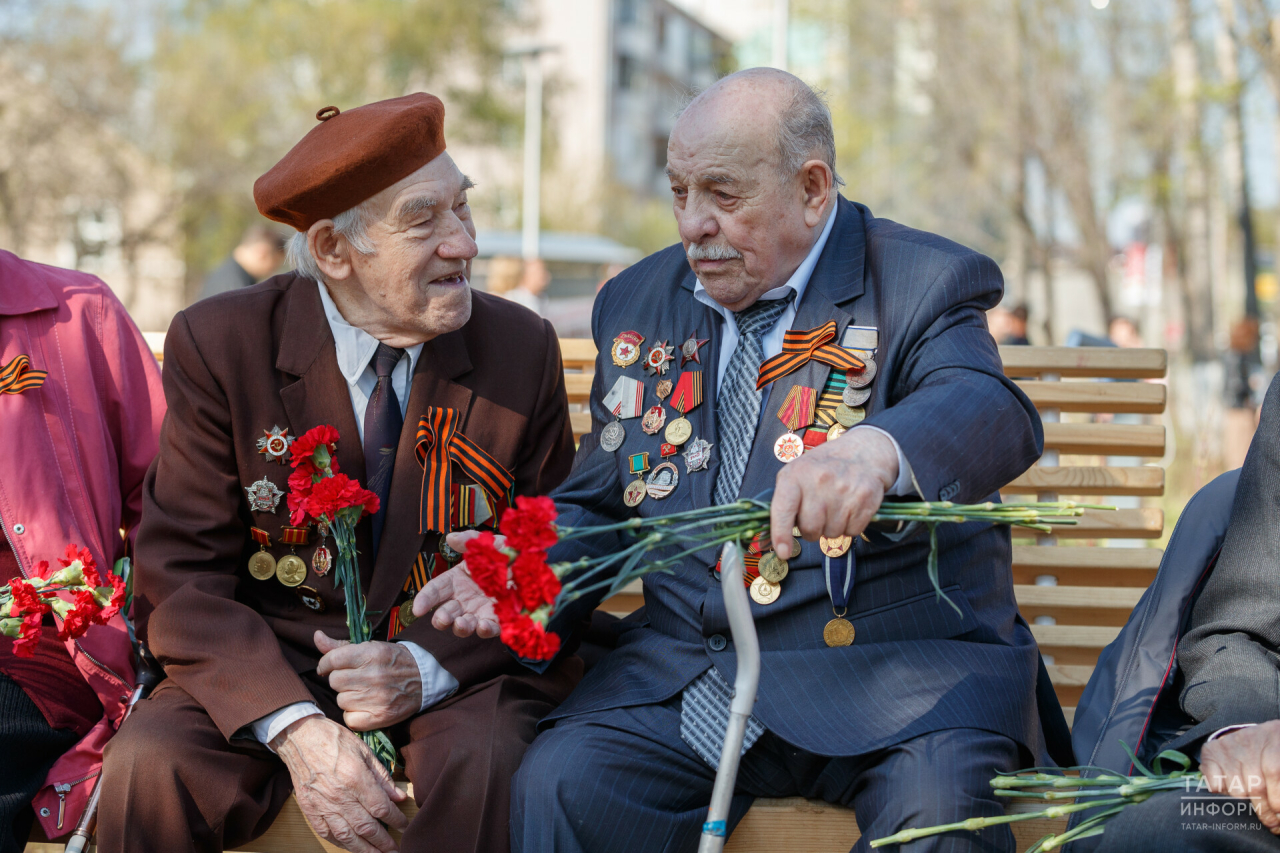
[988,303,1030,345]
[1108,316,1143,349]
[198,224,287,300]
[503,257,550,316]
[596,262,629,293]
[485,255,522,296]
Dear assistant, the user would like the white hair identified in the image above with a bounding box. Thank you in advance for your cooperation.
[286,199,377,282]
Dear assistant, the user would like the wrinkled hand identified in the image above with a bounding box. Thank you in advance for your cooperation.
[770,427,898,560]
[411,530,502,639]
[1201,721,1280,833]
[314,632,421,730]
[272,715,409,853]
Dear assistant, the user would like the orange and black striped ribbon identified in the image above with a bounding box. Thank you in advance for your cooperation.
[388,551,437,639]
[715,553,762,589]
[415,407,515,535]
[755,321,865,390]
[0,354,47,395]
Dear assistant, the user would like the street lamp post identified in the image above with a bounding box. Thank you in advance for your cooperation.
[521,49,545,261]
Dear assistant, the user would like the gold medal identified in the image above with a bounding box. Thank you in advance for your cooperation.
[623,479,647,507]
[773,432,805,463]
[749,575,781,605]
[834,404,865,427]
[276,554,308,587]
[826,423,847,441]
[823,617,856,647]
[665,416,693,445]
[820,535,852,558]
[248,550,277,581]
[398,599,418,628]
[758,552,789,584]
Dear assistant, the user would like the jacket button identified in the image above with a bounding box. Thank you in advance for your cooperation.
[39,808,49,817]
[708,634,728,652]
[11,523,24,535]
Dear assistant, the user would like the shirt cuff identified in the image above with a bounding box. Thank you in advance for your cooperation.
[852,425,915,496]
[251,701,324,751]
[398,640,460,712]
[1207,723,1257,743]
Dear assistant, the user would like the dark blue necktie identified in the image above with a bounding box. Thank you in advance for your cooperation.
[364,343,404,556]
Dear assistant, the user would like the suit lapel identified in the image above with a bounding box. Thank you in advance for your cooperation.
[735,199,868,502]
[365,328,474,624]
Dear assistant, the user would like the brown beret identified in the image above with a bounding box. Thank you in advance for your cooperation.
[254,93,447,231]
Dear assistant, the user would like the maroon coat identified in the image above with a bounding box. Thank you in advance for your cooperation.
[134,274,577,739]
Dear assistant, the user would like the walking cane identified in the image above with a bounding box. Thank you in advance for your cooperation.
[697,542,760,853]
[64,642,162,853]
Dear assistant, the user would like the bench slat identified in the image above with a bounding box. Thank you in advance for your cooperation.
[1015,508,1163,539]
[559,338,598,369]
[1003,466,1164,497]
[1046,664,1096,687]
[565,372,593,402]
[1017,380,1166,414]
[1014,585,1145,609]
[1042,422,1165,456]
[999,346,1167,379]
[1012,545,1162,570]
[1031,624,1122,648]
[571,411,592,437]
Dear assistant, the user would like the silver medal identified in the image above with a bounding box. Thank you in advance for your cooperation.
[842,384,871,407]
[601,421,625,452]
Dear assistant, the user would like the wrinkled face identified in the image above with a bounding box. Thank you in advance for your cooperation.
[667,112,815,312]
[326,153,478,344]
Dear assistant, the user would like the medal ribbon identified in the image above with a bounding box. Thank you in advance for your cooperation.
[755,321,865,390]
[388,551,437,639]
[602,376,645,419]
[669,370,703,414]
[824,551,855,610]
[0,354,47,395]
[250,527,271,547]
[281,526,310,546]
[815,372,846,426]
[415,407,515,535]
[776,385,817,432]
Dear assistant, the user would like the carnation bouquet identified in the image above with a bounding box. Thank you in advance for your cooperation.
[1,544,126,656]
[287,425,396,770]
[459,495,1106,661]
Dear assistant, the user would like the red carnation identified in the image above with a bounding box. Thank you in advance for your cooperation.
[303,473,379,523]
[500,613,561,661]
[8,578,49,619]
[58,590,100,640]
[511,550,561,612]
[290,425,340,470]
[58,544,100,588]
[94,571,127,625]
[499,496,559,552]
[11,612,44,658]
[464,532,512,601]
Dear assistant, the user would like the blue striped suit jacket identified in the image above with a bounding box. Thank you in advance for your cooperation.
[543,197,1058,762]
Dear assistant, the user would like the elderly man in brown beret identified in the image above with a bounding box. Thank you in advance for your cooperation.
[98,94,581,853]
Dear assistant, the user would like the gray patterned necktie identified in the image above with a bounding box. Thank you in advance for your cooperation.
[682,292,795,768]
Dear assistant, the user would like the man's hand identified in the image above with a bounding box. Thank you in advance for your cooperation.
[771,427,898,560]
[271,715,409,853]
[411,530,502,638]
[1201,720,1280,833]
[314,632,422,730]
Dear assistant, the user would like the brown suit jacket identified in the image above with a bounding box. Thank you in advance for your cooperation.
[135,274,576,740]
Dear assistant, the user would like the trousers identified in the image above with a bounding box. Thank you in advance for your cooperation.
[1092,789,1280,853]
[0,672,78,853]
[511,695,1022,853]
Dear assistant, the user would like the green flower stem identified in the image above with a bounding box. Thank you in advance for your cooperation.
[868,797,1129,848]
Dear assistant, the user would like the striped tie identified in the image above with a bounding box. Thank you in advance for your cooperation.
[682,292,794,768]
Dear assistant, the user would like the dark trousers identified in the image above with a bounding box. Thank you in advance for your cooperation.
[97,674,568,853]
[511,696,1021,853]
[0,672,78,853]
[1092,789,1280,853]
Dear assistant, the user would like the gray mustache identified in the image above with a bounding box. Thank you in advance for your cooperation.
[686,242,743,261]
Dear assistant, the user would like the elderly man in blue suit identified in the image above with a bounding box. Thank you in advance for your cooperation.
[416,67,1067,852]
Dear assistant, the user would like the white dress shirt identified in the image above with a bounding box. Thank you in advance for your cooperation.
[248,283,460,748]
[691,205,915,496]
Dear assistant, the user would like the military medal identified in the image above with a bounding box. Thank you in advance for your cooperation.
[749,575,781,605]
[641,405,666,435]
[834,403,865,427]
[679,331,709,367]
[660,443,679,457]
[245,477,284,513]
[842,385,871,407]
[611,331,644,367]
[296,586,326,613]
[398,599,417,628]
[802,429,827,451]
[248,528,277,580]
[277,526,310,588]
[824,550,856,647]
[841,326,878,350]
[312,520,332,576]
[643,341,676,376]
[655,379,673,400]
[826,423,847,441]
[256,426,296,465]
[820,535,852,557]
[758,551,788,584]
[666,370,702,446]
[601,376,645,452]
[774,385,816,462]
[845,358,878,389]
[624,452,650,507]
[683,437,712,473]
[645,461,679,500]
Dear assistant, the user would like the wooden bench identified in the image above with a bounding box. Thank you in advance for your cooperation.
[28,341,1168,852]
